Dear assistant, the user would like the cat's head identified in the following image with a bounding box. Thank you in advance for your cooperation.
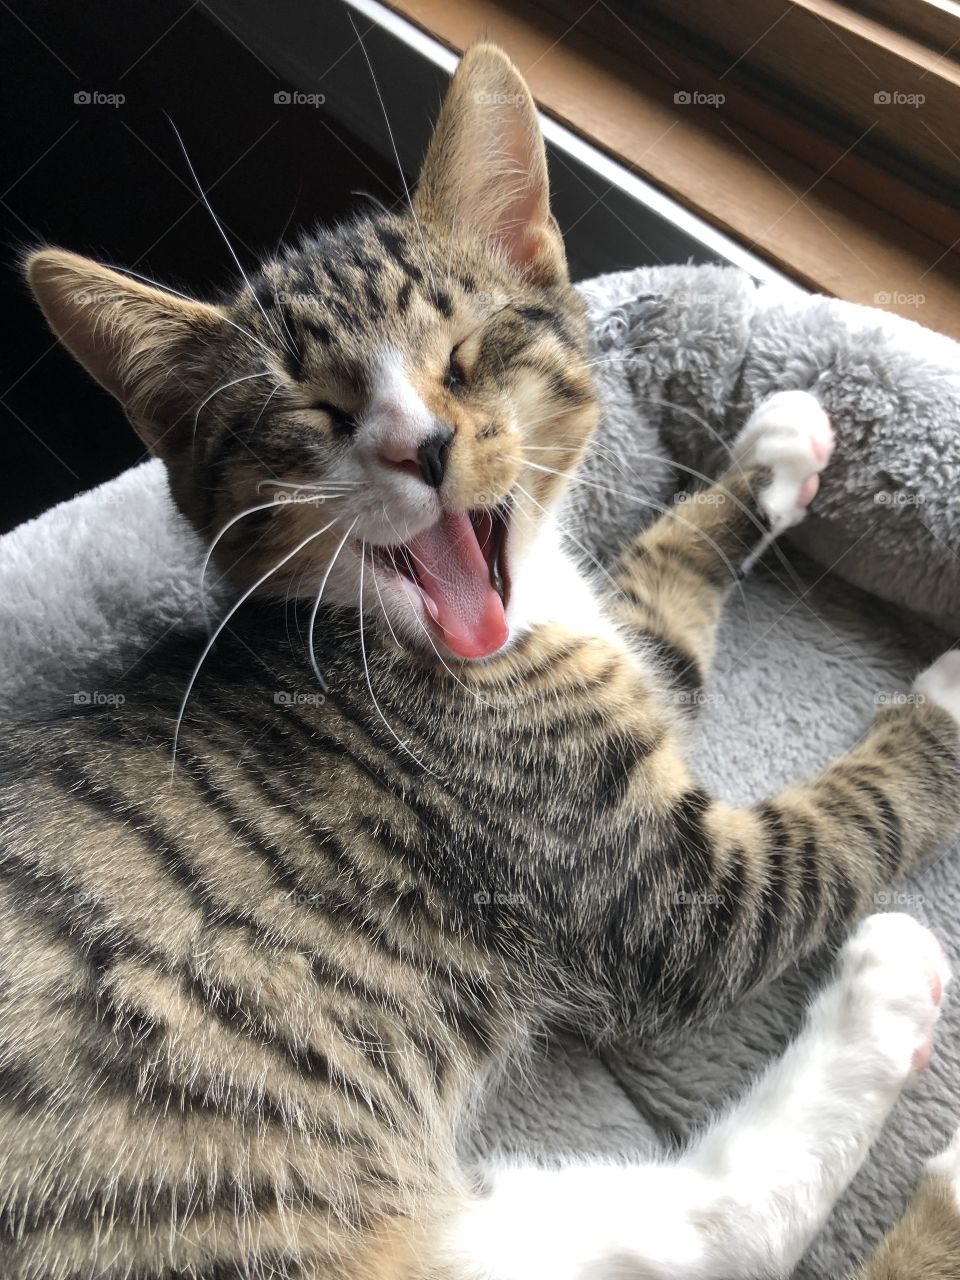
[26,43,598,661]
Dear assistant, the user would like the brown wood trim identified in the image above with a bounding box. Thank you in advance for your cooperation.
[851,0,960,57]
[534,0,960,250]
[386,0,960,340]
[612,0,960,197]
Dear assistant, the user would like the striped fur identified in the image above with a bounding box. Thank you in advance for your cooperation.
[7,40,960,1280]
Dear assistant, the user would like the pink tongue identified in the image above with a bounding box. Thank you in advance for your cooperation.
[407,513,508,659]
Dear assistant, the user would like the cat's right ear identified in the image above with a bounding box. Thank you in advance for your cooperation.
[25,248,227,461]
[413,43,566,286]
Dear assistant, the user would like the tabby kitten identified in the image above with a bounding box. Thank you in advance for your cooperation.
[5,40,960,1280]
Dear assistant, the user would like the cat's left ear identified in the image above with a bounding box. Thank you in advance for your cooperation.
[25,248,227,461]
[413,43,566,286]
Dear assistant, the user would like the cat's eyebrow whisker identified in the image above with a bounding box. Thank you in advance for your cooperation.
[357,541,438,778]
[347,14,440,297]
[166,115,295,358]
[307,517,359,693]
[250,380,283,437]
[273,297,299,356]
[192,371,274,449]
[172,520,335,780]
[113,264,276,362]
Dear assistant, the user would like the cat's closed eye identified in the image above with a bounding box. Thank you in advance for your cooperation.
[311,400,358,438]
[443,344,467,392]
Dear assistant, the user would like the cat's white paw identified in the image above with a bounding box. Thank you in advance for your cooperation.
[733,390,835,534]
[914,651,960,724]
[837,913,949,1079]
[927,1126,960,1209]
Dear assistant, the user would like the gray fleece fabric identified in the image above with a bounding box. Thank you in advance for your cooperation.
[2,264,959,1277]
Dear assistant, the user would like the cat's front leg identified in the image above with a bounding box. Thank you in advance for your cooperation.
[441,914,947,1280]
[612,390,833,705]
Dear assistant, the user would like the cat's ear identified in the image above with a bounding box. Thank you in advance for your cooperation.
[25,248,227,460]
[414,43,566,285]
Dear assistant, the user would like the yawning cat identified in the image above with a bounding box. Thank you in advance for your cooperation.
[4,39,960,1280]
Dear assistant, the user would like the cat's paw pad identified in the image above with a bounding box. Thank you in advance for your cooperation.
[733,390,835,534]
[915,651,960,724]
[839,913,949,1078]
[927,1127,960,1206]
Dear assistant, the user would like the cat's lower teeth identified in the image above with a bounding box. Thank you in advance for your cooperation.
[490,555,504,600]
[421,592,441,622]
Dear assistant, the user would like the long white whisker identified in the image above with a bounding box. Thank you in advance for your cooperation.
[199,498,286,620]
[380,508,461,594]
[166,116,294,355]
[192,371,273,448]
[519,460,749,607]
[114,264,277,361]
[512,482,633,609]
[358,541,438,777]
[258,479,360,492]
[578,437,806,594]
[248,380,283,436]
[307,517,359,692]
[368,524,403,652]
[171,521,334,779]
[347,14,439,294]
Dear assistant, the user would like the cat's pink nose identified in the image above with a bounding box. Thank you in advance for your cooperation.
[378,426,453,489]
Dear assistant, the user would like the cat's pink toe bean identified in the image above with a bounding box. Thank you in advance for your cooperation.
[912,1038,935,1072]
[796,474,820,508]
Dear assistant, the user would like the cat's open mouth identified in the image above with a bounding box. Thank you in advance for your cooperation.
[369,506,511,660]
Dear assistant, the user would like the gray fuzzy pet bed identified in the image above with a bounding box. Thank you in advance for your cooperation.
[3,263,960,1276]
